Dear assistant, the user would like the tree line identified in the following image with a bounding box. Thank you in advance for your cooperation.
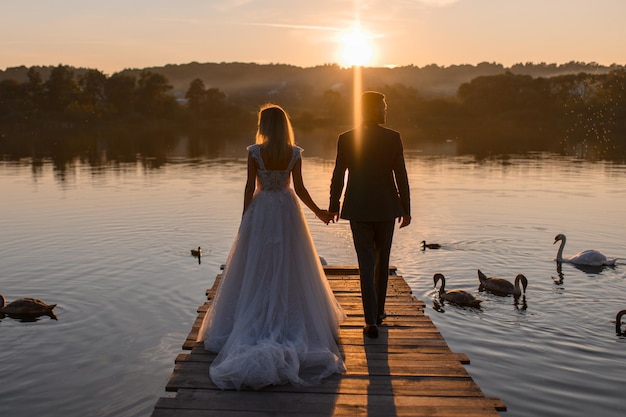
[1,64,626,159]
[403,69,626,157]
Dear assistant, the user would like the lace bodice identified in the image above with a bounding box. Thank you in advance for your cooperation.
[248,144,302,191]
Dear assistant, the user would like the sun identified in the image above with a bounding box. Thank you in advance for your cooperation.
[338,27,374,67]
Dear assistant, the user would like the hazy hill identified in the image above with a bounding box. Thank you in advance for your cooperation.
[1,61,622,100]
[118,61,622,98]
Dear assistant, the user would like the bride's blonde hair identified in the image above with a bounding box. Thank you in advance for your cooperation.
[256,104,294,163]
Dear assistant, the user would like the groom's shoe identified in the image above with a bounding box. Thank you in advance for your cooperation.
[363,324,379,338]
[377,312,387,325]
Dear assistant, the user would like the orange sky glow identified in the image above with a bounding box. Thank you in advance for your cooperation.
[2,0,625,74]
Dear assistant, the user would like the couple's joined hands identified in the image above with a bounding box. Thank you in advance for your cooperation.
[316,210,338,225]
[318,211,412,227]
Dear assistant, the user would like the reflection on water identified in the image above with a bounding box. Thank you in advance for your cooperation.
[1,135,626,417]
[0,311,58,322]
[3,126,625,177]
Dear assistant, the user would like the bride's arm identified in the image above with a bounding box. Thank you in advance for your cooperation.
[242,152,257,216]
[292,159,332,223]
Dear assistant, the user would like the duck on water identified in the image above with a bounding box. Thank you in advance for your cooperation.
[421,240,441,250]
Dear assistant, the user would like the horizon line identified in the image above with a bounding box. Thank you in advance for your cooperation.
[2,59,624,74]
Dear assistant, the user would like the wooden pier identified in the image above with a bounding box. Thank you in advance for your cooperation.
[151,266,506,416]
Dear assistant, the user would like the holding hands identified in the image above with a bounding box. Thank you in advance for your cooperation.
[317,210,411,229]
[316,209,335,225]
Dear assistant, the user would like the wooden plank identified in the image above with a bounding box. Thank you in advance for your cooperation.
[154,391,504,413]
[323,265,398,275]
[186,342,464,358]
[152,407,501,417]
[176,350,471,365]
[160,389,505,408]
[152,265,505,416]
[165,371,488,397]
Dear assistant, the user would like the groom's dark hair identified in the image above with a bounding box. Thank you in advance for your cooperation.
[360,91,386,123]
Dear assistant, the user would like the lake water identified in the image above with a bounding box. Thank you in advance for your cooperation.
[1,135,625,417]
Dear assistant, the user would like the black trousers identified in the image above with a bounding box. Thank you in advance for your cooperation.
[349,220,395,326]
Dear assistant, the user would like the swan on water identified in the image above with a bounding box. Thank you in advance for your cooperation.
[477,269,528,296]
[433,273,482,308]
[616,310,626,335]
[553,234,617,267]
[0,294,57,317]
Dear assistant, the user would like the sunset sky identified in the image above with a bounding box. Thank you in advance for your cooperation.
[2,0,625,74]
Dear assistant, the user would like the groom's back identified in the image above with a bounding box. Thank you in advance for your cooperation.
[336,123,407,222]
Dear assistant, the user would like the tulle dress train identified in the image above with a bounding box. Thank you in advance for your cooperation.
[198,144,346,390]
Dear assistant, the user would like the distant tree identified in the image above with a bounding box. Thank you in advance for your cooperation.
[185,78,206,116]
[184,78,230,122]
[0,67,44,125]
[454,72,562,152]
[321,89,347,124]
[134,70,176,118]
[457,72,537,113]
[595,69,626,118]
[26,67,42,85]
[555,70,626,155]
[43,65,79,114]
[601,69,626,151]
[380,83,424,129]
[204,87,228,118]
[78,69,107,118]
[24,67,44,115]
[105,73,136,116]
[0,79,22,119]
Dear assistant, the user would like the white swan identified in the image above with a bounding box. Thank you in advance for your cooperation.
[477,269,528,296]
[553,234,617,267]
[433,273,482,308]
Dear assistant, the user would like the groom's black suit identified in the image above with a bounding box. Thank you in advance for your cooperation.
[329,120,410,327]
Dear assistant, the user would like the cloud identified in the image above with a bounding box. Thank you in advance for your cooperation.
[413,0,460,6]
[210,0,257,12]
[245,22,341,32]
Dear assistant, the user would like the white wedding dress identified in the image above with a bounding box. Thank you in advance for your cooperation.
[198,144,346,390]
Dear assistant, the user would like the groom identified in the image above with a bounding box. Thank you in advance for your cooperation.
[329,91,411,339]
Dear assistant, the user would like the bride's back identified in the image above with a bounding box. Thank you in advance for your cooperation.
[249,144,299,192]
[259,146,292,171]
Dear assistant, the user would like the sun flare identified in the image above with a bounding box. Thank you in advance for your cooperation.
[338,27,374,67]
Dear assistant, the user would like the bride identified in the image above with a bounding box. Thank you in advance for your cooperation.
[198,104,346,390]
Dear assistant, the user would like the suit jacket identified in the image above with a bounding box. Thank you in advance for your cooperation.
[329,122,410,222]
